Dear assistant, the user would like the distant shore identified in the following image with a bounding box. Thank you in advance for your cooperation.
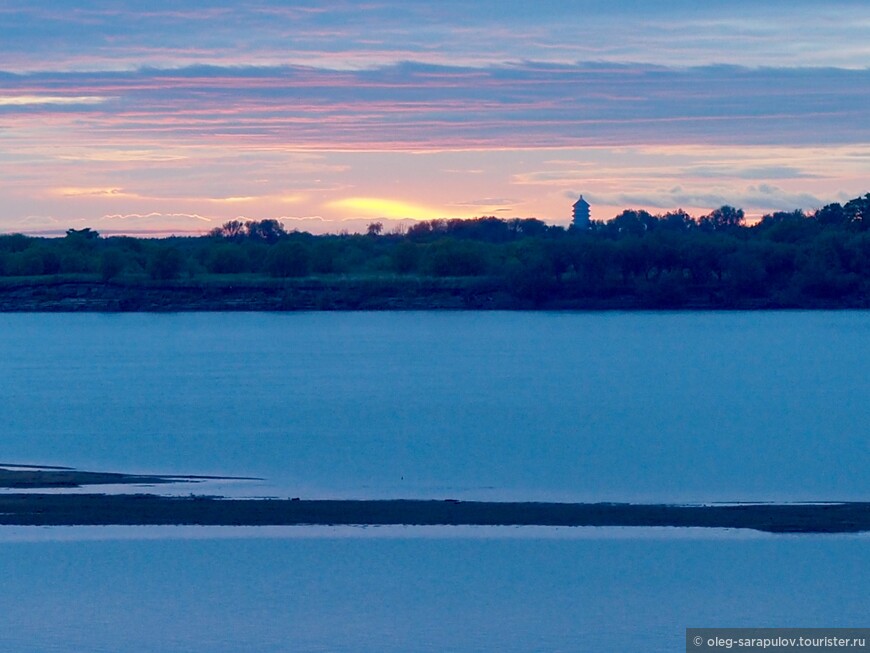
[1,277,867,312]
[5,202,870,311]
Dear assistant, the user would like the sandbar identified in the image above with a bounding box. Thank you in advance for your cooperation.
[1,465,866,533]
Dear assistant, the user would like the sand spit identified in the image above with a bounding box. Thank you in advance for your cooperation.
[0,494,867,534]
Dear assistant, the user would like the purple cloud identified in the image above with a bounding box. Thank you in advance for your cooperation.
[1,63,867,150]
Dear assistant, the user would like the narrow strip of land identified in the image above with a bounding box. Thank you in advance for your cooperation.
[0,494,867,533]
[2,467,865,533]
[0,467,260,489]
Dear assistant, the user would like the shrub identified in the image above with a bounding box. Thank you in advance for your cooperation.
[264,242,310,278]
[148,247,184,280]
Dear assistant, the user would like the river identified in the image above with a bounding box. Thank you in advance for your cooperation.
[0,310,867,651]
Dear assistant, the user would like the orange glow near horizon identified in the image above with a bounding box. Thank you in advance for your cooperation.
[0,4,868,236]
[326,197,461,221]
[1,62,867,235]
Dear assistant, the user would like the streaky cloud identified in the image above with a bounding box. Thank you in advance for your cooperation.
[1,1,868,71]
[605,185,827,213]
[0,95,109,106]
[1,63,867,149]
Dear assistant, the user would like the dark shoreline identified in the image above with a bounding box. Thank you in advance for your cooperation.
[1,494,868,533]
[1,278,867,312]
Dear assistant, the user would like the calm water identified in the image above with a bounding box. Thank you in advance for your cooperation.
[0,529,868,653]
[1,311,868,501]
[0,311,868,652]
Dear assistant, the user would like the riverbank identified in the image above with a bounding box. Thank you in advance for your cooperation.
[1,276,866,311]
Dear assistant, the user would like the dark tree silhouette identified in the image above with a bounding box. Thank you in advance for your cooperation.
[2,193,870,310]
[148,247,184,280]
[265,241,310,277]
[701,205,744,232]
[246,219,287,243]
[208,220,246,240]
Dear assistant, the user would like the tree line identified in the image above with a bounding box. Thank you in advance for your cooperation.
[0,194,868,308]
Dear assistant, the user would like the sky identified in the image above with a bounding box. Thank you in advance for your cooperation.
[1,1,868,235]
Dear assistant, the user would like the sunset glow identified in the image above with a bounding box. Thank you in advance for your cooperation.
[327,198,459,221]
[1,2,868,235]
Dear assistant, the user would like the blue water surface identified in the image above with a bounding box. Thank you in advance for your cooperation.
[1,311,867,501]
[0,530,867,653]
[0,310,868,652]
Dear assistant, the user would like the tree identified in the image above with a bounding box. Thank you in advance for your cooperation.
[567,237,616,291]
[608,209,656,236]
[658,209,695,232]
[700,205,744,232]
[814,203,847,226]
[406,219,446,242]
[65,227,100,241]
[511,218,549,237]
[503,241,558,303]
[148,247,184,280]
[756,211,818,243]
[422,239,489,276]
[246,219,286,243]
[208,220,246,240]
[843,193,870,230]
[64,228,100,255]
[391,242,420,274]
[366,221,383,236]
[264,242,310,277]
[100,249,125,281]
[206,244,250,274]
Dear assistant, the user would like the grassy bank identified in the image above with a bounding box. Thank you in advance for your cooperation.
[0,273,867,312]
